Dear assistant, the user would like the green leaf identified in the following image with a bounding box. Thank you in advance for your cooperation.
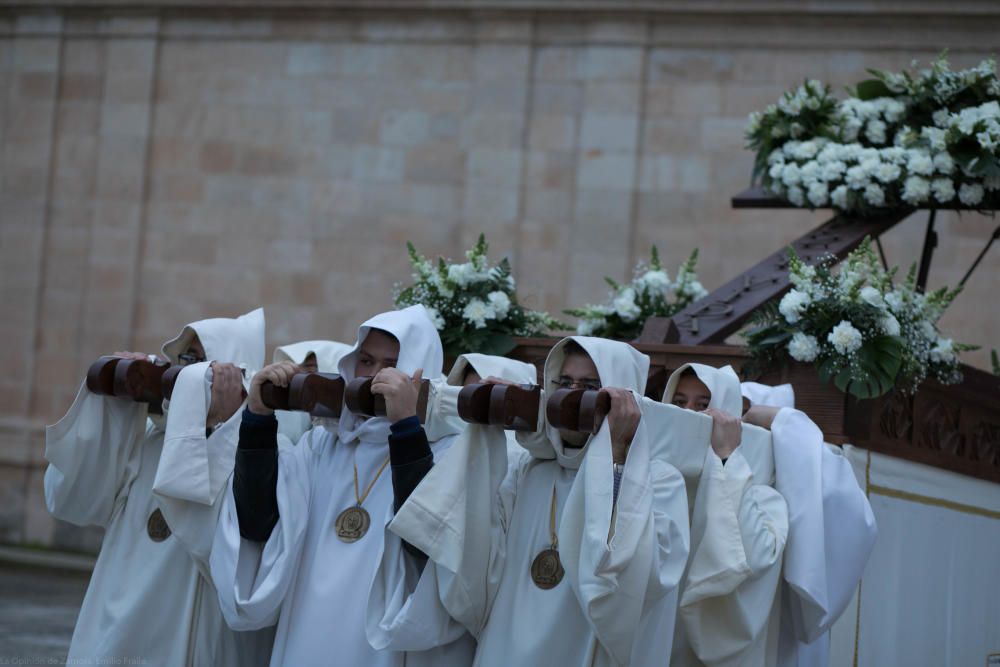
[855,79,894,100]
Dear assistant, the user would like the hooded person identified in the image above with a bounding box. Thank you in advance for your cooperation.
[662,363,790,667]
[377,336,691,667]
[442,352,538,454]
[209,305,474,667]
[740,384,877,667]
[270,340,353,448]
[44,308,271,667]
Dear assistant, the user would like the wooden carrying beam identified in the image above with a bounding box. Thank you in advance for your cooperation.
[344,377,431,423]
[86,356,171,404]
[457,383,540,431]
[260,373,346,418]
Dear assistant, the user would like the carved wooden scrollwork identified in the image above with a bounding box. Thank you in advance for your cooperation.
[879,391,913,441]
[970,421,1000,467]
[917,401,964,456]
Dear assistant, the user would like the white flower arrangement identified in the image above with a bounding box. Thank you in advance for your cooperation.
[565,247,708,341]
[745,240,974,398]
[394,234,566,358]
[747,56,1000,214]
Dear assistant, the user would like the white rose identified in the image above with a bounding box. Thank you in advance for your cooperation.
[827,320,864,355]
[788,332,821,362]
[901,176,930,205]
[931,178,955,203]
[881,314,901,336]
[959,182,985,206]
[859,285,885,308]
[613,287,642,322]
[487,291,511,319]
[779,289,811,324]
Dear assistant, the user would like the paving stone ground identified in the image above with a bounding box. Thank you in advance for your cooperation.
[0,564,88,665]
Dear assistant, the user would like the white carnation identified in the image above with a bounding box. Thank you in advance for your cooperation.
[487,291,511,319]
[922,126,948,151]
[786,185,805,206]
[863,183,886,207]
[821,160,847,181]
[901,176,930,205]
[866,119,887,144]
[576,317,602,336]
[788,332,820,362]
[932,108,951,128]
[781,163,802,186]
[845,165,868,190]
[793,141,820,160]
[931,178,955,203]
[831,185,849,209]
[932,152,955,174]
[884,291,904,312]
[462,299,493,328]
[448,262,477,287]
[873,162,901,184]
[806,181,829,207]
[977,130,998,151]
[828,320,864,355]
[907,150,934,176]
[959,182,985,206]
[637,269,670,293]
[779,289,811,324]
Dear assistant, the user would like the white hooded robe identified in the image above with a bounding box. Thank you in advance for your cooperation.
[271,340,353,448]
[44,308,272,667]
[382,336,691,667]
[209,305,475,667]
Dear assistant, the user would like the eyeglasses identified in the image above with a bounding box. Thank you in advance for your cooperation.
[551,376,601,392]
[178,352,206,366]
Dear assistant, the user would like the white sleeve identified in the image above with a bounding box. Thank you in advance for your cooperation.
[153,362,247,572]
[558,415,690,666]
[43,381,149,528]
[681,449,789,666]
[386,424,515,638]
[209,428,317,631]
[771,408,877,642]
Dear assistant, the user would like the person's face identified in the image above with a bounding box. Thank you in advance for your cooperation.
[462,368,483,386]
[671,374,711,411]
[554,351,601,447]
[354,329,399,378]
[301,353,318,374]
[178,336,206,366]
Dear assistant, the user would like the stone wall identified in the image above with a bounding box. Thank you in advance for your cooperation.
[2,2,999,549]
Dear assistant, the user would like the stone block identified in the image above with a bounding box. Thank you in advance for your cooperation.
[579,112,639,152]
[576,151,636,191]
[466,147,522,186]
[528,113,576,151]
[404,144,466,185]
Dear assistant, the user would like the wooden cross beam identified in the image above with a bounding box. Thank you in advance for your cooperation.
[636,188,910,345]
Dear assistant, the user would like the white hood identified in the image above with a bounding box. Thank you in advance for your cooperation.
[336,305,444,446]
[446,353,537,386]
[161,308,266,375]
[663,363,743,417]
[273,340,353,373]
[519,336,649,469]
[740,381,795,409]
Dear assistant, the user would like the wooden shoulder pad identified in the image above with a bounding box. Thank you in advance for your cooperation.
[113,358,170,404]
[289,373,345,418]
[546,388,611,434]
[344,377,430,423]
[457,383,541,431]
[86,356,122,396]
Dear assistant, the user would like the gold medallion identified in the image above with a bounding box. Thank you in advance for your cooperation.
[335,505,371,543]
[147,508,171,542]
[530,548,564,589]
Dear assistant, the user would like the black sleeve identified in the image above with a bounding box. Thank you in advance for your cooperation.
[233,407,280,542]
[388,416,434,560]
